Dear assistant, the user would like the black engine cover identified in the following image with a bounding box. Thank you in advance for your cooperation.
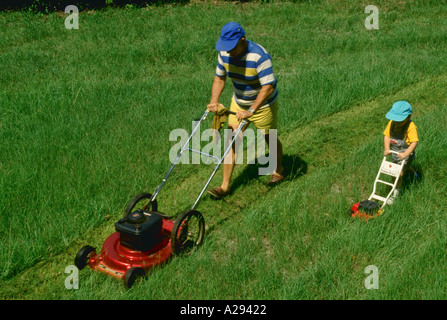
[115,209,163,252]
[358,200,380,214]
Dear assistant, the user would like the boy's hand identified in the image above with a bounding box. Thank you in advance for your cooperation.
[398,152,407,160]
[384,149,391,156]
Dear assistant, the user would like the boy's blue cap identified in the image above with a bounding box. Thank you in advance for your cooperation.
[386,101,412,122]
[215,22,246,52]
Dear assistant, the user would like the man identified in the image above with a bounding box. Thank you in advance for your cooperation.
[207,22,284,198]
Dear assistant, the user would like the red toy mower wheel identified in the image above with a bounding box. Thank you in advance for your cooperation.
[171,210,205,255]
[74,245,96,270]
[124,192,158,218]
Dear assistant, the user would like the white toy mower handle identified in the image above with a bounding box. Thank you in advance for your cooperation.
[387,150,413,156]
[385,150,411,163]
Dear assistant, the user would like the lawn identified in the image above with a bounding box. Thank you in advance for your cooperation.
[1,0,446,300]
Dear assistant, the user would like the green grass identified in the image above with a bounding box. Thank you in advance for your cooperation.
[1,0,447,299]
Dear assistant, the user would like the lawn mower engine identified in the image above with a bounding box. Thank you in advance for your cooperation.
[350,199,383,220]
[115,209,164,252]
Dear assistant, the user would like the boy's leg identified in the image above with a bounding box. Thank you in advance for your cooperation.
[396,170,405,189]
[388,171,404,204]
[389,156,414,203]
[407,165,421,180]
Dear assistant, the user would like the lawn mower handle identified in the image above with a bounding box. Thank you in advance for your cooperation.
[201,109,235,118]
[149,109,246,208]
[191,116,247,210]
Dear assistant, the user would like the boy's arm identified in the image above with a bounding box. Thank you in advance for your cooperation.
[383,121,392,156]
[384,135,391,156]
[398,141,418,159]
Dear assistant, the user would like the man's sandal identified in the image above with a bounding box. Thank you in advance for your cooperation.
[207,187,229,199]
[268,172,284,185]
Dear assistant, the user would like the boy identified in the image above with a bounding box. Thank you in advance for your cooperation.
[383,101,419,204]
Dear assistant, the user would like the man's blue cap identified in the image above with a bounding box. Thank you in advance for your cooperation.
[386,101,412,122]
[215,22,246,52]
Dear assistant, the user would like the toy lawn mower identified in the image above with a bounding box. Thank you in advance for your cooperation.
[350,150,407,220]
[74,109,247,288]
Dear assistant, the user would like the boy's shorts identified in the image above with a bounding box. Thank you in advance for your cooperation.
[228,98,278,135]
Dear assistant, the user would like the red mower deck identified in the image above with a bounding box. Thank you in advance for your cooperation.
[87,218,174,280]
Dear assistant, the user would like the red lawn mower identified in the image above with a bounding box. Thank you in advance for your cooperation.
[74,110,247,288]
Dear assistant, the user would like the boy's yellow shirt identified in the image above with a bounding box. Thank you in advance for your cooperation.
[383,120,419,145]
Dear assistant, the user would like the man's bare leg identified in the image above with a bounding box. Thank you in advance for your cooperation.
[265,131,284,180]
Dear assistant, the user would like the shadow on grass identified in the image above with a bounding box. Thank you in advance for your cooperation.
[229,153,308,194]
[402,162,424,189]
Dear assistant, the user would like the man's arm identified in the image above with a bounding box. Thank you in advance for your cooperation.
[235,84,274,121]
[207,75,226,112]
[249,84,274,113]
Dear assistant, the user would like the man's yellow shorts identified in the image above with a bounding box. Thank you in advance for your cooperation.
[228,98,278,135]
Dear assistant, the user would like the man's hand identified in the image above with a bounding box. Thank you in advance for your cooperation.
[236,110,253,121]
[207,102,222,113]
